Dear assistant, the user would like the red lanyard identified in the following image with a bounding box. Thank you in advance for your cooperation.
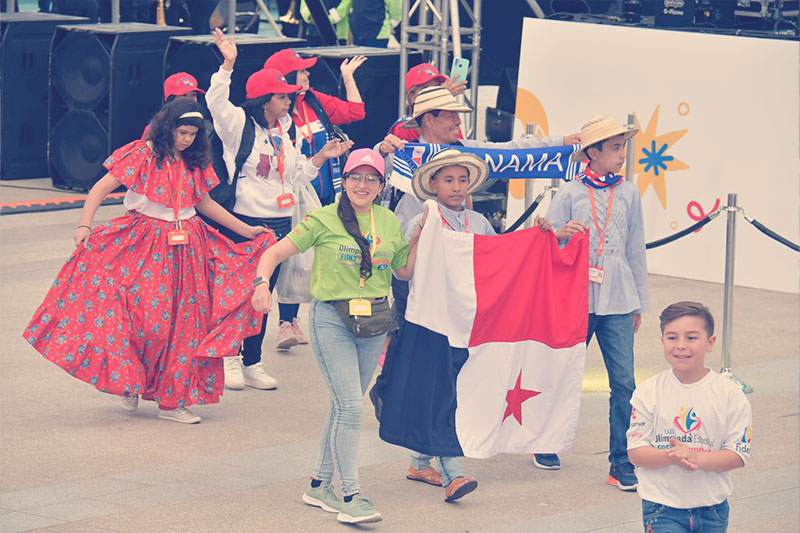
[266,121,285,188]
[587,183,614,257]
[166,158,182,224]
[296,99,315,148]
[438,207,469,233]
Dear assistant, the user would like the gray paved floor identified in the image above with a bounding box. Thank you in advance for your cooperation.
[1,180,798,532]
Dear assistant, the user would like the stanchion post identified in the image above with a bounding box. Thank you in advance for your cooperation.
[625,112,636,181]
[523,123,536,228]
[720,192,753,394]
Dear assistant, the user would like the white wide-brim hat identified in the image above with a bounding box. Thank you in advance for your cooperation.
[571,114,639,162]
[412,149,489,201]
[402,86,472,129]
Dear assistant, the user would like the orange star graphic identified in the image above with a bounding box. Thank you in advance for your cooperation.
[626,105,690,209]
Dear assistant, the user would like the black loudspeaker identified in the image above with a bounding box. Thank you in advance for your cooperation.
[298,46,422,150]
[165,34,307,106]
[49,23,190,190]
[496,67,518,115]
[0,13,88,180]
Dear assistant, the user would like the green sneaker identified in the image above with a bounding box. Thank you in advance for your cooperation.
[337,494,383,524]
[302,480,340,513]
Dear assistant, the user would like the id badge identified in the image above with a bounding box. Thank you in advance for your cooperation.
[588,266,605,284]
[277,192,295,210]
[349,298,372,316]
[168,229,189,246]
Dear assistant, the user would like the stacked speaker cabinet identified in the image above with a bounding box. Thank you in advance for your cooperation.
[49,23,190,190]
[164,34,307,106]
[0,13,88,180]
[298,47,422,150]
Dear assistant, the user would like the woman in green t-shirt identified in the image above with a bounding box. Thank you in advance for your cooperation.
[252,148,423,524]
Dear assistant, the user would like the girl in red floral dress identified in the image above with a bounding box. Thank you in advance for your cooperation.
[24,99,273,424]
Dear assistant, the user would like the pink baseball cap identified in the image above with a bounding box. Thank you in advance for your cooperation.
[405,63,447,92]
[343,148,385,177]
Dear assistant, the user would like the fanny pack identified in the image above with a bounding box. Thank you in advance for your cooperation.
[331,298,393,338]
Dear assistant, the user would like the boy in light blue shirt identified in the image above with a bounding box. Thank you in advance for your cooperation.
[544,115,649,490]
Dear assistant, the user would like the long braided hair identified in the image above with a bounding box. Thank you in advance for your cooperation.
[337,186,375,281]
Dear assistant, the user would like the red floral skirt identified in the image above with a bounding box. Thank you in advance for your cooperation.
[23,212,274,409]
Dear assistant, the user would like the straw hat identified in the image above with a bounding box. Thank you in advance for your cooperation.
[571,115,639,162]
[412,149,489,201]
[402,86,471,129]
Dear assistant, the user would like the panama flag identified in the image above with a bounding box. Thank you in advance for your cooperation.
[379,201,589,458]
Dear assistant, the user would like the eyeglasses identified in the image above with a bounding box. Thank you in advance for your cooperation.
[345,173,383,185]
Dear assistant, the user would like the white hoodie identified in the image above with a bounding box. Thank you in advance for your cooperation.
[206,66,321,218]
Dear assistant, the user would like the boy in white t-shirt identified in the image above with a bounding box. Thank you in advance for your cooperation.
[627,301,751,532]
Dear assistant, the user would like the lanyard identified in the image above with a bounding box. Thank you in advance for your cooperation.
[438,206,469,233]
[587,183,614,258]
[166,158,182,226]
[296,100,315,148]
[358,207,377,295]
[266,121,285,190]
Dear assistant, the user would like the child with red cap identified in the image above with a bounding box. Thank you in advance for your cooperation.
[207,29,352,392]
[141,73,207,140]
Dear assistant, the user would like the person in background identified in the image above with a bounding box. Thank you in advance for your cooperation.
[300,0,350,46]
[350,0,400,48]
[264,48,367,206]
[387,63,467,143]
[251,148,424,524]
[208,29,351,390]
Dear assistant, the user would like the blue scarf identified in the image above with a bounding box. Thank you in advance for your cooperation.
[579,166,623,189]
[391,143,581,194]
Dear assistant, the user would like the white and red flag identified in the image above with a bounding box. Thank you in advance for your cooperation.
[379,201,589,458]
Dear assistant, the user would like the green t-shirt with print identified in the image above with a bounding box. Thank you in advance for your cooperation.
[287,203,410,301]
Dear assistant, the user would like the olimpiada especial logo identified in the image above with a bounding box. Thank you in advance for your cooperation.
[673,406,702,434]
[736,426,752,455]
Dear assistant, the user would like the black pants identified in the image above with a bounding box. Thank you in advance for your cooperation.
[220,214,298,366]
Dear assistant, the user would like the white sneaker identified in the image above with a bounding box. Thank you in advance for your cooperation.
[158,407,202,424]
[242,362,278,390]
[223,355,245,390]
[121,393,139,412]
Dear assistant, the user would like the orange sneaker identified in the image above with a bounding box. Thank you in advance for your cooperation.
[406,465,443,486]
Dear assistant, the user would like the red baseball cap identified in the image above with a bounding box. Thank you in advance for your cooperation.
[263,49,318,76]
[245,68,303,100]
[405,63,447,92]
[163,72,205,100]
[343,148,385,177]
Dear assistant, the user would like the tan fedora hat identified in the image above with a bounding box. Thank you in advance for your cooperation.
[571,115,639,162]
[402,86,472,129]
[412,149,489,201]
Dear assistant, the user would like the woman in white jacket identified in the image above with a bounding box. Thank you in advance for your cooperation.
[207,29,352,391]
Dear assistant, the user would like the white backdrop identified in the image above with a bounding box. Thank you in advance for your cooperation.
[509,18,799,294]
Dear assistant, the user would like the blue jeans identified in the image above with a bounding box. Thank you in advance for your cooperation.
[410,452,463,487]
[642,499,729,532]
[587,313,635,468]
[309,300,385,496]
